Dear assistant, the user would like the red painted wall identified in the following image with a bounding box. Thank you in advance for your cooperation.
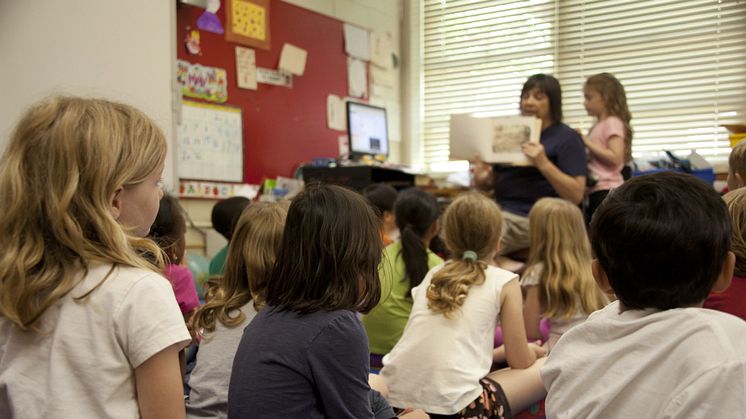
[176,1,350,183]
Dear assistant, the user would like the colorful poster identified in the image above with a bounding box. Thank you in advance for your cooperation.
[225,0,271,50]
[231,0,266,40]
[235,46,257,90]
[176,60,228,103]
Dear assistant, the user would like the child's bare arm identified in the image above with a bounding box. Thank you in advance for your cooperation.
[583,134,625,167]
[135,343,186,419]
[500,279,537,369]
[522,285,544,341]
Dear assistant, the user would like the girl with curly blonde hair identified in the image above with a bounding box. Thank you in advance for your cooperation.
[381,192,546,419]
[0,96,191,418]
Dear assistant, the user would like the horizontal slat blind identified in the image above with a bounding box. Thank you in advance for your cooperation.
[558,0,746,164]
[422,0,746,170]
[423,0,557,169]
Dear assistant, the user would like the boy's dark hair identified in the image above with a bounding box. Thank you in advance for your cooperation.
[362,183,398,219]
[211,196,250,241]
[590,172,731,310]
[266,184,382,314]
[521,74,563,124]
[394,188,440,292]
[149,194,187,263]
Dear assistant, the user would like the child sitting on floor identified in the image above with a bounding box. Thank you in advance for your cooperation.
[363,188,443,364]
[521,198,607,350]
[0,96,190,418]
[542,172,746,418]
[227,185,387,418]
[362,183,400,246]
[187,202,287,418]
[726,140,746,191]
[150,194,201,323]
[382,192,547,418]
[208,197,250,276]
[703,187,746,321]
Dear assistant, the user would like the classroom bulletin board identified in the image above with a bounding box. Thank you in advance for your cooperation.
[177,1,349,183]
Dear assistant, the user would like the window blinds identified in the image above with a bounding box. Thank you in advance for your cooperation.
[558,0,746,165]
[423,0,558,170]
[422,0,746,170]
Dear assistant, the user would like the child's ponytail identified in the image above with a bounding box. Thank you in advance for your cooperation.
[426,193,502,318]
[395,189,441,292]
[427,253,487,318]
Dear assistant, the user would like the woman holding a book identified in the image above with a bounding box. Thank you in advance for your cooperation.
[473,74,587,257]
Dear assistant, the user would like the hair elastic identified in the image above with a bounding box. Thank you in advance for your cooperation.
[462,250,478,261]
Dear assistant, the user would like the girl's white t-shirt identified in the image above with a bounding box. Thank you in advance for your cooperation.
[380,263,517,415]
[0,263,191,419]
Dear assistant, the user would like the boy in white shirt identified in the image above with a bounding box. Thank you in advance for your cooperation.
[542,171,746,419]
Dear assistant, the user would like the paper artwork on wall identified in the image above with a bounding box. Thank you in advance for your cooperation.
[278,43,307,76]
[338,135,350,157]
[347,58,367,98]
[176,60,228,103]
[370,66,395,88]
[343,23,370,61]
[256,67,292,87]
[226,0,271,50]
[197,0,225,34]
[185,29,202,55]
[235,46,257,90]
[326,94,346,131]
[370,31,393,69]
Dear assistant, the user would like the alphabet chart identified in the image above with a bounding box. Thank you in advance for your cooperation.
[177,101,244,182]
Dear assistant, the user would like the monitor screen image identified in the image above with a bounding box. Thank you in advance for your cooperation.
[347,102,388,157]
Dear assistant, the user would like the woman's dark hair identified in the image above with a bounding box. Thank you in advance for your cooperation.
[395,188,440,292]
[149,194,187,264]
[211,196,250,241]
[362,183,398,219]
[521,74,563,124]
[266,184,382,314]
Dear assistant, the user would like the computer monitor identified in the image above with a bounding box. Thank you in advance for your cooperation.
[347,102,388,158]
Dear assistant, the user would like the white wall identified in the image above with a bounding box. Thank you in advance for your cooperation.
[0,0,177,186]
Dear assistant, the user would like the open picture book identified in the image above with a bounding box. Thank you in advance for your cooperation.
[449,114,542,165]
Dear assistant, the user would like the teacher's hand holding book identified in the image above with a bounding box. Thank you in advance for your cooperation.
[521,142,549,168]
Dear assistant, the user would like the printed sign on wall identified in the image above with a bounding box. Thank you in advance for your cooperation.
[176,60,228,103]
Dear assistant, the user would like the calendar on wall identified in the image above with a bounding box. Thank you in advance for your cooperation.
[177,100,244,182]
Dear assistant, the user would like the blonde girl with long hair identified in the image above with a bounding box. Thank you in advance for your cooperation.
[187,201,287,418]
[0,96,191,418]
[581,72,633,221]
[381,192,547,419]
[522,197,608,350]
